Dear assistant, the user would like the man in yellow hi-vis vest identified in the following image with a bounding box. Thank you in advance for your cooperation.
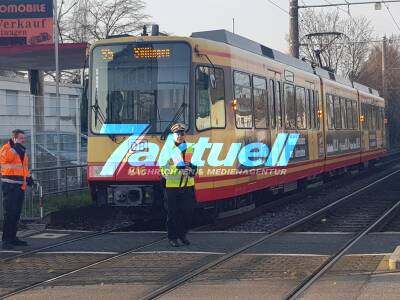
[160,123,197,247]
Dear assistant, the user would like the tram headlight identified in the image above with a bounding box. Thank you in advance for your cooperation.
[88,165,113,178]
[143,186,154,204]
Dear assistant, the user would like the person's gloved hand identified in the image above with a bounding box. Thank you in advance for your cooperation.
[188,163,197,177]
[26,176,34,187]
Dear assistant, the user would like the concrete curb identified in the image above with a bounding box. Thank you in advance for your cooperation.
[388,245,400,270]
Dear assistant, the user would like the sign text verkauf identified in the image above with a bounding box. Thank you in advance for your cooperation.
[0,0,53,46]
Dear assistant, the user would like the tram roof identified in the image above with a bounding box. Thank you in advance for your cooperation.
[191,30,380,97]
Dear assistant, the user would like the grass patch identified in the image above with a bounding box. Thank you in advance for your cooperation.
[43,190,92,214]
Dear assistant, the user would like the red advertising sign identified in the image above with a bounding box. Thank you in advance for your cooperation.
[0,0,53,46]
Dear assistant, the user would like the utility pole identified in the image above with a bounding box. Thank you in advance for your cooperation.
[382,36,390,148]
[53,0,60,98]
[382,36,387,100]
[289,0,300,58]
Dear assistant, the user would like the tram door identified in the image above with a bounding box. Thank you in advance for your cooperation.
[268,72,283,187]
[306,82,318,161]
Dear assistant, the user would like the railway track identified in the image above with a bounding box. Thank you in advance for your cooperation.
[0,236,168,299]
[1,153,399,299]
[285,174,400,298]
[138,168,400,299]
[202,148,400,232]
[0,217,136,264]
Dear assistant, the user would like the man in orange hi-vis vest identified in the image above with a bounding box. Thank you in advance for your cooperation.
[0,129,34,250]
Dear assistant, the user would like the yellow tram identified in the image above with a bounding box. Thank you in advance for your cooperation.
[87,29,385,216]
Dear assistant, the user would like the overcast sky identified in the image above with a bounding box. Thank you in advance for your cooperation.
[144,0,400,53]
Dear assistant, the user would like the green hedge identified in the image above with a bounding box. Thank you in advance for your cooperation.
[43,190,92,214]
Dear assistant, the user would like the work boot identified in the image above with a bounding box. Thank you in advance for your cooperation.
[179,236,190,246]
[169,239,179,247]
[11,239,28,246]
[2,241,14,250]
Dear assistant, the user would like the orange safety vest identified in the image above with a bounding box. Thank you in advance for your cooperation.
[0,142,30,190]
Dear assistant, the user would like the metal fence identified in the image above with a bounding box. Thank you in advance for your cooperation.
[0,94,88,220]
[0,164,88,220]
[0,94,86,169]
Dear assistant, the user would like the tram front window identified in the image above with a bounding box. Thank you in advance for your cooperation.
[90,42,191,134]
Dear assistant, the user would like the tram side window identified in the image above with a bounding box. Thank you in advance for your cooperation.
[333,96,342,129]
[306,89,311,128]
[269,80,276,128]
[315,91,320,129]
[234,71,253,129]
[369,106,373,130]
[371,105,374,130]
[367,105,372,130]
[346,99,353,129]
[372,106,377,130]
[305,89,310,129]
[296,86,306,129]
[370,106,374,130]
[327,94,334,129]
[276,81,283,128]
[340,98,347,129]
[253,76,268,129]
[352,101,359,129]
[378,107,381,130]
[284,84,296,129]
[362,104,367,130]
[365,104,370,130]
[196,66,225,130]
[307,89,315,129]
[377,107,381,130]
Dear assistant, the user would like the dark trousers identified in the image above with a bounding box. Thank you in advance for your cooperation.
[166,187,195,240]
[2,183,24,242]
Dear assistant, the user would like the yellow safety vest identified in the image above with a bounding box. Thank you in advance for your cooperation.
[160,144,195,188]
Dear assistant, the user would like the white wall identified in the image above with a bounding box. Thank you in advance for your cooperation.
[0,76,82,139]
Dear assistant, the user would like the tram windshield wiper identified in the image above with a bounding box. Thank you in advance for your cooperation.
[161,102,188,140]
[91,104,106,129]
[91,95,119,142]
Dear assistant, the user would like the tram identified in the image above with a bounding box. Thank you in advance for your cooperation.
[87,29,385,217]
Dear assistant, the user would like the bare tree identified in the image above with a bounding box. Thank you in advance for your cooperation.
[300,9,374,79]
[357,38,400,146]
[62,0,148,43]
[46,0,148,84]
[57,0,80,44]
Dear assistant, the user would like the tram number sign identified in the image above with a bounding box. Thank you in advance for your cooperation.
[0,0,53,46]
